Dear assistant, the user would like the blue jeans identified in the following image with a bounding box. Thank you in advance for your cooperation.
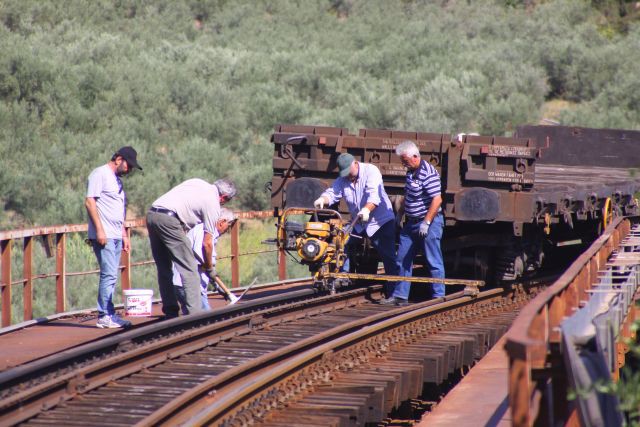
[344,220,398,296]
[395,213,445,300]
[92,239,122,318]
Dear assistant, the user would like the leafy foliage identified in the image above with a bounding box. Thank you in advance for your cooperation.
[0,0,638,227]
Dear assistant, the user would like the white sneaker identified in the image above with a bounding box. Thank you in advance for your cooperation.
[111,314,132,327]
[97,315,131,329]
[227,294,240,305]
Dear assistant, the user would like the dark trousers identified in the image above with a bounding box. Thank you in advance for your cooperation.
[344,219,398,296]
[146,211,202,316]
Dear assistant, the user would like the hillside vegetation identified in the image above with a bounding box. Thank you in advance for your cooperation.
[0,0,639,227]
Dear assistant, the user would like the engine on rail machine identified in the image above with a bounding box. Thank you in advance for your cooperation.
[276,207,355,292]
[269,124,640,285]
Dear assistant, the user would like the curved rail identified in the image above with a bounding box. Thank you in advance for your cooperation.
[504,217,637,426]
[2,280,547,427]
[0,286,334,425]
[141,286,542,426]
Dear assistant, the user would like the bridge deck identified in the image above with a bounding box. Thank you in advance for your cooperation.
[0,282,308,371]
[417,334,511,426]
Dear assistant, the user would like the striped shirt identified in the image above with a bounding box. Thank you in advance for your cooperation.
[404,160,441,219]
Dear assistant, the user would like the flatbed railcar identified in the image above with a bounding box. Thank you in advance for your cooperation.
[270,124,640,282]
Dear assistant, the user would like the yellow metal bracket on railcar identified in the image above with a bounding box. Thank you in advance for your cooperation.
[603,197,613,230]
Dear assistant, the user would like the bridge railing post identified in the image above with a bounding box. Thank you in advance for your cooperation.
[1,239,12,328]
[55,233,66,313]
[23,237,33,321]
[120,226,131,291]
[231,220,240,288]
[278,247,287,281]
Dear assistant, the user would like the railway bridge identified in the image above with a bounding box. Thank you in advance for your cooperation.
[2,124,640,425]
[0,209,638,426]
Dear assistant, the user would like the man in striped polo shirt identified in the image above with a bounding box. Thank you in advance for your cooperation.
[388,140,446,304]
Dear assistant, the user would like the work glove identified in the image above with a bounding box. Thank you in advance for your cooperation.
[313,197,326,209]
[358,207,371,222]
[204,266,217,282]
[419,221,430,237]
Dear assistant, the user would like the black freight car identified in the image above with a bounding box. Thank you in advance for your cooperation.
[270,124,640,282]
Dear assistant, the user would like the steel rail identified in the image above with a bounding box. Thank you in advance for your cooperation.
[5,277,546,426]
[327,272,485,288]
[0,286,345,425]
[0,275,314,338]
[135,292,462,426]
[146,287,528,426]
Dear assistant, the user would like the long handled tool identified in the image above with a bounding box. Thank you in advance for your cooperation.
[213,276,240,305]
[236,278,259,302]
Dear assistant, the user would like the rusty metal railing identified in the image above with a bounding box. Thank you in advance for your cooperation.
[504,217,637,426]
[0,210,285,327]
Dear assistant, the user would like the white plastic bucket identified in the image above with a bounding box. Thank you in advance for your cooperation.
[123,289,154,317]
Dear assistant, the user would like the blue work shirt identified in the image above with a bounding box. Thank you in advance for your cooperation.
[322,162,394,236]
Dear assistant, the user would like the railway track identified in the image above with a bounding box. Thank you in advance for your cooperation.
[0,277,548,427]
[0,277,316,339]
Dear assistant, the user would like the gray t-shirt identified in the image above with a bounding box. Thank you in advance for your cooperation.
[152,178,220,234]
[86,164,125,239]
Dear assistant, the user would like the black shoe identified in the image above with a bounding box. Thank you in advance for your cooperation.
[160,313,179,320]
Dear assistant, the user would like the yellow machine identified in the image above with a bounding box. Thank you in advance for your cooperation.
[276,207,354,292]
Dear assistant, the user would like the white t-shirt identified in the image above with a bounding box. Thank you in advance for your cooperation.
[86,164,125,239]
[172,224,219,291]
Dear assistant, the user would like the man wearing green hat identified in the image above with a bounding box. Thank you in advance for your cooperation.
[313,153,400,301]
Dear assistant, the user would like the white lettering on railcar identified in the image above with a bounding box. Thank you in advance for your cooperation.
[486,145,534,157]
[487,170,533,183]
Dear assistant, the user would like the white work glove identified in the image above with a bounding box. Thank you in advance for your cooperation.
[358,207,371,222]
[419,221,430,237]
[313,197,326,209]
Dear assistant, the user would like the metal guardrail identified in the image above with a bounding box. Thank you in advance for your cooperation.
[560,228,640,427]
[0,210,286,327]
[504,217,638,426]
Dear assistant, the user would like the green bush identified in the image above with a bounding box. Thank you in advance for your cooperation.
[1,0,639,322]
[0,0,638,226]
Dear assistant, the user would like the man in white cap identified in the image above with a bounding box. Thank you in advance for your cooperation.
[313,153,399,299]
[85,146,142,328]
